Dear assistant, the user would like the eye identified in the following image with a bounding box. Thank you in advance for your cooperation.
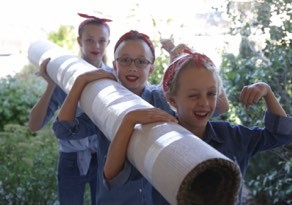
[136,58,149,65]
[86,38,94,43]
[208,91,217,97]
[99,39,107,44]
[189,94,199,98]
[120,57,131,63]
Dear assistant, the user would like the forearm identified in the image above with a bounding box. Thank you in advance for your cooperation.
[103,107,176,179]
[58,70,116,121]
[264,87,287,117]
[104,116,135,180]
[58,78,86,121]
[216,88,229,114]
[28,83,56,131]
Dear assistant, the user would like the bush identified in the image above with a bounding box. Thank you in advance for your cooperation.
[247,146,292,205]
[220,0,292,203]
[0,124,58,204]
[0,65,45,131]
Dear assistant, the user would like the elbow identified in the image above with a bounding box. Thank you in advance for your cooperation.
[216,97,229,114]
[52,123,66,140]
[104,167,118,180]
[104,160,124,180]
[28,122,42,132]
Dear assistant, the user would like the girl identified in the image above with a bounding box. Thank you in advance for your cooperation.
[160,50,292,204]
[53,30,176,204]
[28,13,112,205]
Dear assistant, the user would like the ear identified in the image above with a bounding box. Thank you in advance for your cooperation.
[112,61,118,73]
[167,95,177,108]
[77,36,82,46]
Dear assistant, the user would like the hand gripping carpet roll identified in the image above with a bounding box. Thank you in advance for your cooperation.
[28,40,242,205]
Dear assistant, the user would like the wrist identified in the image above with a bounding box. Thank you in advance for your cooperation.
[47,82,56,89]
[124,111,137,127]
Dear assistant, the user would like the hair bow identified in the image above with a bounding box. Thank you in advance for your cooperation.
[78,13,112,22]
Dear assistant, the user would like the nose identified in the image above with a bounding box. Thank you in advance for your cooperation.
[95,42,100,48]
[127,61,138,71]
[197,95,209,107]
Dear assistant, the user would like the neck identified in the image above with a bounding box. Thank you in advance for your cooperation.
[82,56,103,68]
[92,60,103,68]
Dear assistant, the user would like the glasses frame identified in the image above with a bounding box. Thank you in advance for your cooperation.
[116,57,152,69]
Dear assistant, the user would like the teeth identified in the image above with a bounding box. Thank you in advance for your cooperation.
[195,112,207,116]
[126,76,138,80]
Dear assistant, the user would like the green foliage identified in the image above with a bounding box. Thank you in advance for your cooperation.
[0,24,92,204]
[0,2,290,204]
[149,46,170,85]
[0,65,45,131]
[48,25,77,51]
[0,124,58,204]
[221,0,292,204]
[148,19,173,85]
[247,148,292,205]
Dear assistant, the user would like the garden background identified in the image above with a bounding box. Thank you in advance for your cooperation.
[0,0,291,204]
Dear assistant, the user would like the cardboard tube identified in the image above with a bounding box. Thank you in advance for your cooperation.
[28,40,241,205]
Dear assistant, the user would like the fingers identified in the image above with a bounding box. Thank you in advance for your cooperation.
[130,108,177,125]
[92,70,117,81]
[240,86,259,108]
[240,83,267,108]
[36,58,51,75]
[160,39,175,53]
[170,44,191,61]
[147,109,176,122]
[39,58,51,71]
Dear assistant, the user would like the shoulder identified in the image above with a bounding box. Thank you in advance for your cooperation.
[101,63,113,72]
[143,85,175,115]
[143,85,165,103]
[209,121,246,137]
[211,121,235,129]
[145,84,164,96]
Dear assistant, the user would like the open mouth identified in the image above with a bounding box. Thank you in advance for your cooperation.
[126,75,138,82]
[194,111,209,119]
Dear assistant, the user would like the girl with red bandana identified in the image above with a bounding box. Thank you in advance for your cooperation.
[29,13,112,205]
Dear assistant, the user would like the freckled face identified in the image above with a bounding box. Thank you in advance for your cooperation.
[171,67,218,135]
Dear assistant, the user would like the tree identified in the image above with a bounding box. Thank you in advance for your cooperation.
[48,25,77,51]
[220,0,291,204]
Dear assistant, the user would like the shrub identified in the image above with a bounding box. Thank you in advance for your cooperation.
[0,124,58,204]
[0,65,45,131]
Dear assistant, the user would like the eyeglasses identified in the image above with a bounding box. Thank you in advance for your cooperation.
[116,57,152,69]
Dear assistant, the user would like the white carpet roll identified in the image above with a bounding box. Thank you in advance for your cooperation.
[28,40,241,205]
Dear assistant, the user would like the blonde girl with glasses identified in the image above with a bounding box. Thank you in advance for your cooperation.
[53,30,176,204]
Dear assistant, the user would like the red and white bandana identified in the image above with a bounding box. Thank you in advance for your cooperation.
[162,50,215,93]
[78,13,112,34]
[114,30,155,60]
